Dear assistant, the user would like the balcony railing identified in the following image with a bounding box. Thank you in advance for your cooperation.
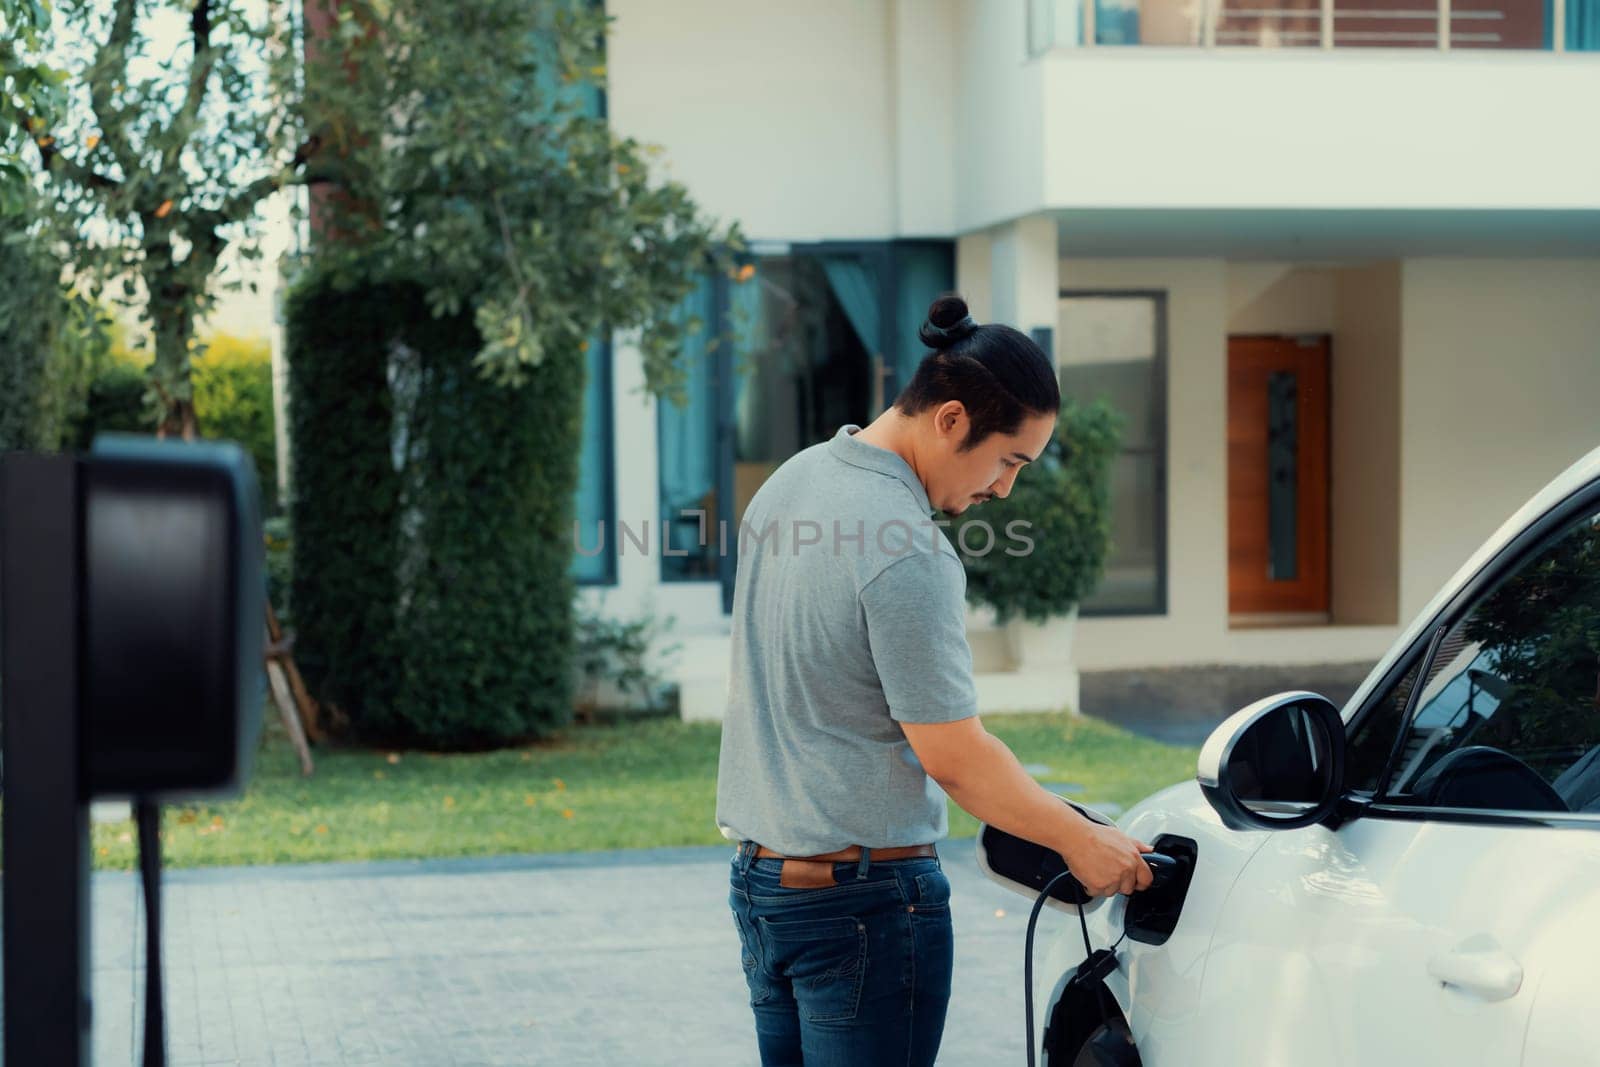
[1028,0,1597,50]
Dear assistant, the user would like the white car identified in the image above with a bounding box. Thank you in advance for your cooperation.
[980,444,1600,1067]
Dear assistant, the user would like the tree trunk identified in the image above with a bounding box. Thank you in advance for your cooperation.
[146,273,200,441]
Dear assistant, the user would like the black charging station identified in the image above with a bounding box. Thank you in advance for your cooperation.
[1,436,264,1065]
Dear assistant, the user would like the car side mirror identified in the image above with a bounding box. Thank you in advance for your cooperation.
[1198,692,1346,831]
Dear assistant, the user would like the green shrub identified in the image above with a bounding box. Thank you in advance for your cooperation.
[287,276,586,748]
[386,296,583,746]
[574,601,680,720]
[952,400,1123,623]
[0,222,99,452]
[64,329,278,507]
[66,356,148,450]
[0,231,60,450]
[286,280,401,738]
[193,334,278,510]
[263,515,293,626]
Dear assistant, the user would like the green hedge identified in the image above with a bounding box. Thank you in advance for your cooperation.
[286,280,401,736]
[65,357,148,450]
[0,224,67,451]
[287,277,583,747]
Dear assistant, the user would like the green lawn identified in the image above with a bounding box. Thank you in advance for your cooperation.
[90,712,1198,871]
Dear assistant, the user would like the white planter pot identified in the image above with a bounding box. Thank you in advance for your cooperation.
[1002,607,1079,670]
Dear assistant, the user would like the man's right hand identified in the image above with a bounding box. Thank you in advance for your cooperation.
[898,715,1158,897]
[1058,818,1154,897]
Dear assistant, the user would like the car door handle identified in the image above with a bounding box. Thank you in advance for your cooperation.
[1427,937,1524,1001]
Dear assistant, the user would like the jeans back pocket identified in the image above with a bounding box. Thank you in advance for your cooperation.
[760,915,868,1023]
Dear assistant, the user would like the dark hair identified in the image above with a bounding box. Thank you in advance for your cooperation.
[895,294,1059,450]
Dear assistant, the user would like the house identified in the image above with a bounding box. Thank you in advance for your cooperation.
[573,2,1600,719]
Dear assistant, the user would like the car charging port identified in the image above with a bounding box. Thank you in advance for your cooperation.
[1122,835,1197,946]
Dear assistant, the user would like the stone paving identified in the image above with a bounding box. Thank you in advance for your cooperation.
[85,842,1053,1066]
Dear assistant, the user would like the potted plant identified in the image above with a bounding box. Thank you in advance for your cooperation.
[950,400,1122,670]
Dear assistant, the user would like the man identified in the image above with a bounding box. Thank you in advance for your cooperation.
[717,296,1154,1066]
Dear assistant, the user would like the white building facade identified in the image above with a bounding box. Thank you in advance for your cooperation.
[573,0,1600,719]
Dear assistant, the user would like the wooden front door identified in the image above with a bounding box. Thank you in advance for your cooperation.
[1227,335,1330,618]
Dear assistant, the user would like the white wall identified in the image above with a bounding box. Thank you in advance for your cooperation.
[608,4,1600,240]
[892,0,958,236]
[607,0,963,242]
[1054,255,1600,669]
[1397,259,1600,619]
[1061,258,1232,667]
[606,0,897,240]
[1040,51,1600,212]
[1227,265,1336,335]
[950,0,1046,231]
[1331,262,1402,625]
[1062,257,1401,670]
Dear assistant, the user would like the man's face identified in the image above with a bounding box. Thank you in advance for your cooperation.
[926,403,1057,515]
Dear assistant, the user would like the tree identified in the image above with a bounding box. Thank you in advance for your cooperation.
[285,0,737,745]
[0,0,63,212]
[3,0,314,437]
[298,0,737,403]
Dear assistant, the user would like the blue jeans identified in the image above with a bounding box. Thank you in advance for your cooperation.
[728,843,955,1066]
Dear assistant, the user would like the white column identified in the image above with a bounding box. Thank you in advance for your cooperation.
[606,330,662,620]
[956,230,994,320]
[987,214,1060,359]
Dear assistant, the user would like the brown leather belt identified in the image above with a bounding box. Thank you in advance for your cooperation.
[753,843,938,889]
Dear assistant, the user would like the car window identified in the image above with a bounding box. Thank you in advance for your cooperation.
[1344,654,1423,795]
[1379,506,1600,814]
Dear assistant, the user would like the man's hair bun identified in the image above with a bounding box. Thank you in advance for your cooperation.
[919,294,978,350]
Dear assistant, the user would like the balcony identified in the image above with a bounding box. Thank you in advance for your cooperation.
[1028,0,1599,49]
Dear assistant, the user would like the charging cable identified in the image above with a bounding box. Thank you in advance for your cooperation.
[1023,856,1176,1067]
[136,800,165,1067]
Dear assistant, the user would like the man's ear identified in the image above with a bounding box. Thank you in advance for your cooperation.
[935,400,966,441]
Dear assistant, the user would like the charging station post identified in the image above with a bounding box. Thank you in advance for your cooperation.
[0,438,265,1066]
[1,453,93,1064]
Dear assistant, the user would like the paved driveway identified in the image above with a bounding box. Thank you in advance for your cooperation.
[86,842,1053,1065]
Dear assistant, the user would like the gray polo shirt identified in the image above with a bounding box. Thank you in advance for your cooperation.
[714,424,979,856]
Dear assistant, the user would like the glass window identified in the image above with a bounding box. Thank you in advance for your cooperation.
[660,243,952,599]
[731,255,877,531]
[1096,0,1205,44]
[571,335,614,584]
[890,243,955,400]
[658,277,720,582]
[1378,505,1600,813]
[1564,0,1600,50]
[1266,370,1300,581]
[1058,293,1167,615]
